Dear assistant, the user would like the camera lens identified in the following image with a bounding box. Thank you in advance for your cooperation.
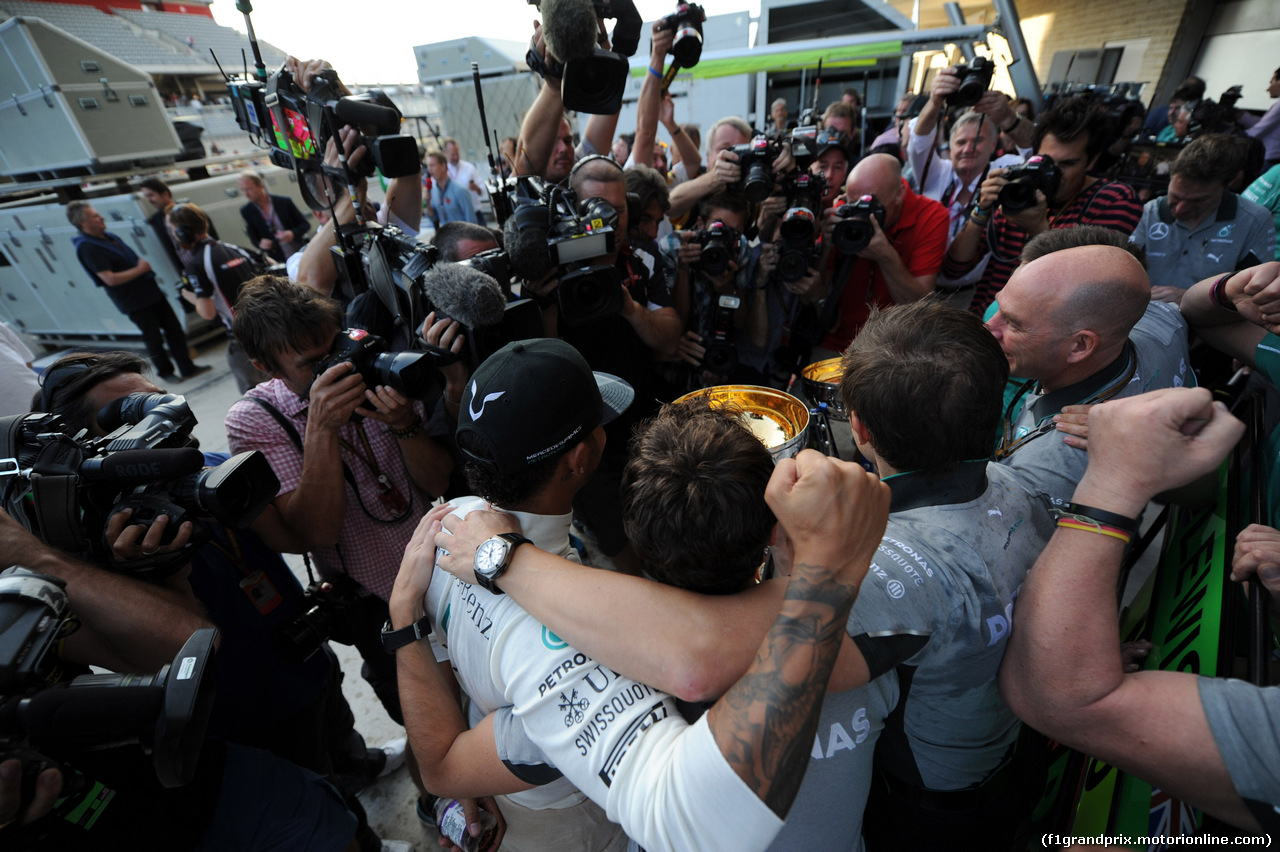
[778,247,811,283]
[272,604,333,665]
[999,180,1037,212]
[833,219,873,255]
[741,163,773,203]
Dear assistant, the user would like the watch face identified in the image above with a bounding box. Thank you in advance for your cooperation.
[476,538,508,577]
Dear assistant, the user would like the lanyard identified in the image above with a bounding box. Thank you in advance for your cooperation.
[995,340,1138,460]
[339,422,412,521]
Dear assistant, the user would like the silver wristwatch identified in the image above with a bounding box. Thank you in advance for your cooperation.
[473,532,531,594]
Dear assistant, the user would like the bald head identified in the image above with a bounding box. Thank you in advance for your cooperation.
[845,154,906,226]
[1030,245,1150,343]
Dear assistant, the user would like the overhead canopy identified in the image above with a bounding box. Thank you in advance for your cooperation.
[629,23,988,80]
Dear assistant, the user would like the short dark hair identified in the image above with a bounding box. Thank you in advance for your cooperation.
[37,350,149,431]
[622,398,775,595]
[839,301,1007,474]
[1171,134,1241,186]
[1021,225,1147,269]
[698,190,748,225]
[232,276,343,373]
[459,433,568,507]
[625,166,670,216]
[1033,95,1112,163]
[433,221,498,261]
[138,177,171,196]
[1171,77,1206,103]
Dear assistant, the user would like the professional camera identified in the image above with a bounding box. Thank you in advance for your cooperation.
[689,220,741,275]
[525,0,643,114]
[702,293,740,375]
[505,175,624,326]
[775,171,825,282]
[312,328,444,401]
[998,154,1062,213]
[0,400,278,576]
[458,248,513,294]
[730,136,781,203]
[1,565,218,796]
[272,572,385,664]
[1189,86,1245,136]
[831,194,887,256]
[946,56,994,108]
[658,2,707,68]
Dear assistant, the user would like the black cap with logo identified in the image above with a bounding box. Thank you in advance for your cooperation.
[456,339,633,470]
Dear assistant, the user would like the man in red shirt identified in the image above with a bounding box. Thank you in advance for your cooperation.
[813,153,949,353]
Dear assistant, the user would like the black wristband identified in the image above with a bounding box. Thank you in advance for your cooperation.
[1064,502,1139,535]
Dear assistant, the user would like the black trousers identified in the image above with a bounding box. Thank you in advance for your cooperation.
[129,300,196,376]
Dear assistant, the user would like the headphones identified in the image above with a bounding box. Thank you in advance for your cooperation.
[167,203,205,247]
[567,153,625,189]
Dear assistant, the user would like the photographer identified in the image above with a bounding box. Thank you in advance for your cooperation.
[909,68,1031,252]
[658,190,770,390]
[667,116,795,222]
[808,153,948,354]
[515,15,621,182]
[37,351,406,852]
[945,95,1143,315]
[166,202,270,392]
[0,509,363,852]
[286,58,422,300]
[225,276,458,722]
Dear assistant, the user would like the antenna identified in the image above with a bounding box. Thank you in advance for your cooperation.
[810,58,823,118]
[234,0,268,82]
[472,62,499,177]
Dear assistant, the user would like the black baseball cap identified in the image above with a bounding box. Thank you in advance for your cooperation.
[814,129,852,161]
[456,339,633,470]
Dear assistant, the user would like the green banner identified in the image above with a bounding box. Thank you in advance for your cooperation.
[631,41,902,80]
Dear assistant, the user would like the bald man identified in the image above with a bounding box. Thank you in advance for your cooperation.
[814,153,949,352]
[988,226,1192,507]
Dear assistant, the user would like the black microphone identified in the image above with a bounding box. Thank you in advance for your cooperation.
[419,263,507,330]
[504,215,556,282]
[79,448,205,482]
[541,0,601,65]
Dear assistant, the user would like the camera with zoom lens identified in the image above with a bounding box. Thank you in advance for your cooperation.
[1,565,218,804]
[272,572,385,664]
[524,0,643,115]
[702,293,740,376]
[775,171,826,283]
[730,136,780,203]
[946,56,994,108]
[831,194,887,256]
[0,398,279,577]
[312,328,444,402]
[458,248,513,294]
[658,2,706,68]
[998,154,1062,213]
[689,220,741,275]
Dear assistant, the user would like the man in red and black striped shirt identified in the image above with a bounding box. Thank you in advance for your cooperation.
[945,96,1142,316]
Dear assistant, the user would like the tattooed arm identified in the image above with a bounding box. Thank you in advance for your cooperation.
[709,450,890,814]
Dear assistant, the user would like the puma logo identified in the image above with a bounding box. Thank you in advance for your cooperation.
[468,382,505,421]
[988,508,1003,518]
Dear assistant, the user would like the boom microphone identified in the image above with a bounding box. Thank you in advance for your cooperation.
[541,0,601,65]
[79,448,206,482]
[420,263,508,330]
[504,215,556,282]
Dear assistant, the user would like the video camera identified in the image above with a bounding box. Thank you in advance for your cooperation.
[731,136,781,203]
[946,57,995,108]
[999,154,1062,212]
[831,194,886,256]
[0,395,278,577]
[776,171,825,282]
[1,567,218,802]
[688,220,741,275]
[506,175,624,325]
[525,0,643,114]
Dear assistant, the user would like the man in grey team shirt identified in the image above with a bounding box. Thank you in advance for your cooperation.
[441,301,1055,851]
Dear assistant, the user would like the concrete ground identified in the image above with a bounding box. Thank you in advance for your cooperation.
[107,337,432,850]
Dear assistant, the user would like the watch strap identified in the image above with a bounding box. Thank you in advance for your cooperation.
[381,614,432,654]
